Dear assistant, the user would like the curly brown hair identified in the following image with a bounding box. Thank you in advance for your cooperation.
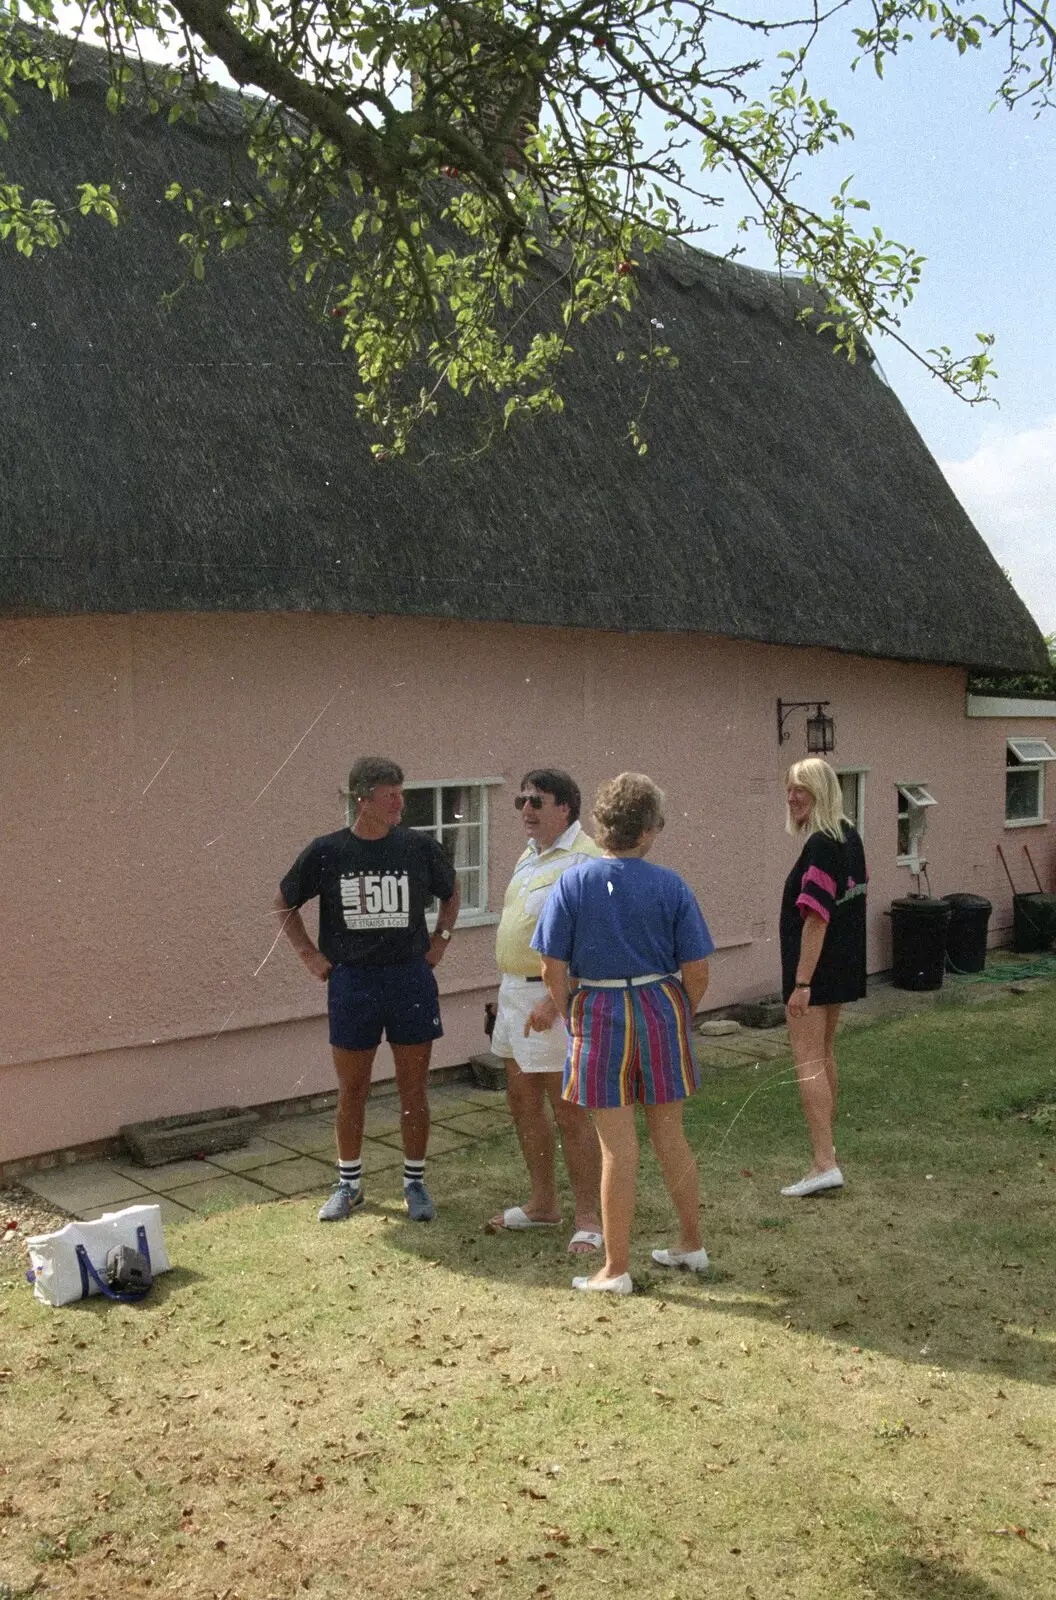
[592,772,666,853]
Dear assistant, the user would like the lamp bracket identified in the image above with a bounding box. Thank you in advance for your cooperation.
[777,699,831,746]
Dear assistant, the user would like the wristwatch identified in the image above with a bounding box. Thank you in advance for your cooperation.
[436,928,452,942]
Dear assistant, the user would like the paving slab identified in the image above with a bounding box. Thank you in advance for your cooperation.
[709,1034,791,1062]
[369,1124,471,1157]
[429,1092,497,1121]
[21,1162,155,1213]
[436,1109,514,1137]
[208,1137,308,1174]
[251,1156,335,1197]
[362,1104,402,1138]
[171,1174,278,1214]
[79,1195,195,1227]
[460,1086,509,1107]
[358,1138,406,1173]
[109,1157,228,1191]
[693,1042,764,1071]
[258,1115,336,1154]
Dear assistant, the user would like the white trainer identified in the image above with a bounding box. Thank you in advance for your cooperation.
[780,1167,844,1198]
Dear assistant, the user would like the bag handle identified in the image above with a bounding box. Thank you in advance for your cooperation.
[76,1225,153,1303]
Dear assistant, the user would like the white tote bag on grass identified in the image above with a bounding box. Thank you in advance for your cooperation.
[26,1204,171,1307]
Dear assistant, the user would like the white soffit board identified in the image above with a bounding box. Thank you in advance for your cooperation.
[967,695,1056,718]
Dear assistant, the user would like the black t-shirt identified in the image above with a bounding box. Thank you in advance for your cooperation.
[279,826,457,968]
[779,825,868,1006]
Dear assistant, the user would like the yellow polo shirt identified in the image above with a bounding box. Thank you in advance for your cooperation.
[495,821,603,978]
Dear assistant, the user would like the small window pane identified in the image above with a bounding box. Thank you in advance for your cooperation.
[442,786,481,826]
[897,784,936,808]
[457,868,481,910]
[839,773,860,828]
[402,788,437,829]
[1008,739,1056,764]
[1006,767,1041,822]
[897,812,911,857]
[442,823,481,872]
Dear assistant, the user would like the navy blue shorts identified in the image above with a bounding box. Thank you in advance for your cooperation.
[327,958,443,1051]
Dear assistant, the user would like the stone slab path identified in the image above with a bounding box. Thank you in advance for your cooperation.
[17,1084,513,1225]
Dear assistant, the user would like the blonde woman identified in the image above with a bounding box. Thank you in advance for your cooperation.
[780,758,868,1198]
[531,774,715,1294]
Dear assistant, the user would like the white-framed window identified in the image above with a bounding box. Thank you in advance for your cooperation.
[400,778,503,921]
[896,783,937,867]
[1005,738,1056,827]
[837,768,868,834]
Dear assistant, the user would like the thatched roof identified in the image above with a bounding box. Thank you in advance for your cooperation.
[0,42,1047,672]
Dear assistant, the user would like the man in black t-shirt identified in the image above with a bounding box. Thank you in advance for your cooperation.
[275,755,460,1222]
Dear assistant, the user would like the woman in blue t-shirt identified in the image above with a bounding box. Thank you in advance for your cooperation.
[779,758,868,1199]
[532,773,715,1295]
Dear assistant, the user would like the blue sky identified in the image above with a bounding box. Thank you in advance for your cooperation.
[680,23,1056,633]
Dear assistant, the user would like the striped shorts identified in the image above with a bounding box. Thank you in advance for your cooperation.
[562,979,699,1109]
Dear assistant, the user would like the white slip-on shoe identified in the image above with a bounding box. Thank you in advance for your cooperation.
[651,1247,710,1273]
[572,1272,633,1295]
[780,1167,844,1198]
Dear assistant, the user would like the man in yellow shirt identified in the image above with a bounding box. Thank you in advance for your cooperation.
[487,769,603,1254]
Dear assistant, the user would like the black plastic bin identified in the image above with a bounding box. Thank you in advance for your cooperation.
[941,893,993,974]
[1013,892,1056,954]
[889,897,951,991]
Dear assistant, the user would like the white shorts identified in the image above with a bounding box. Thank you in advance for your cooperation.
[491,974,569,1075]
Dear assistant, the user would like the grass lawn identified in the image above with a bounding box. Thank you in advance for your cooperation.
[2,982,1056,1600]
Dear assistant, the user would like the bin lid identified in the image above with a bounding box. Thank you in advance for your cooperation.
[889,897,951,915]
[941,893,992,911]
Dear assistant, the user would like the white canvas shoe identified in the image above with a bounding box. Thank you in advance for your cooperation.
[780,1167,844,1198]
[651,1247,710,1273]
[572,1272,633,1295]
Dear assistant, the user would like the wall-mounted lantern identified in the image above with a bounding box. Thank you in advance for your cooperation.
[777,699,836,754]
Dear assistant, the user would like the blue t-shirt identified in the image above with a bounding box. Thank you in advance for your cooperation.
[531,856,715,979]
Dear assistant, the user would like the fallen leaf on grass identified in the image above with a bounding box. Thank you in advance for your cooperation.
[520,1486,548,1500]
[990,1527,1054,1553]
[587,1545,611,1555]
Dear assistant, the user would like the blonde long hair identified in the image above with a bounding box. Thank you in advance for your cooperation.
[785,758,849,841]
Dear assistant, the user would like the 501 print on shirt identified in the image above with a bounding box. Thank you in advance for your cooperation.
[340,872,411,930]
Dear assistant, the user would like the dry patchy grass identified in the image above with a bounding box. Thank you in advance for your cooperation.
[3,984,1056,1600]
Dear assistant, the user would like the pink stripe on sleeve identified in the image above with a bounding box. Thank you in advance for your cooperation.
[796,892,832,924]
[801,864,838,898]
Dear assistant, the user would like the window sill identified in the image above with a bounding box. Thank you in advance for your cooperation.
[1004,817,1049,830]
[427,910,500,930]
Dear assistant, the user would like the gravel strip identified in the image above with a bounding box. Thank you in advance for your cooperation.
[0,1183,72,1269]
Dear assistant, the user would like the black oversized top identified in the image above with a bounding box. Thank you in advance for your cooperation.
[779,825,868,1006]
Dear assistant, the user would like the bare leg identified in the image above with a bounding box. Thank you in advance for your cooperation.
[786,1007,837,1174]
[391,1042,433,1161]
[822,1005,841,1139]
[590,1105,640,1281]
[331,1047,376,1161]
[550,1085,603,1240]
[643,1101,701,1253]
[492,1058,561,1223]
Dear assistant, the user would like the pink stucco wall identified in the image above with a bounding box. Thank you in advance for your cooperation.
[3,613,1053,1164]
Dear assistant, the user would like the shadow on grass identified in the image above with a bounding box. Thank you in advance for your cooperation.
[55,1264,207,1316]
[387,986,1056,1387]
[873,1550,1009,1598]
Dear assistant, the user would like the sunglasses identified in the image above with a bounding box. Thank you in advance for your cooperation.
[514,794,544,811]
